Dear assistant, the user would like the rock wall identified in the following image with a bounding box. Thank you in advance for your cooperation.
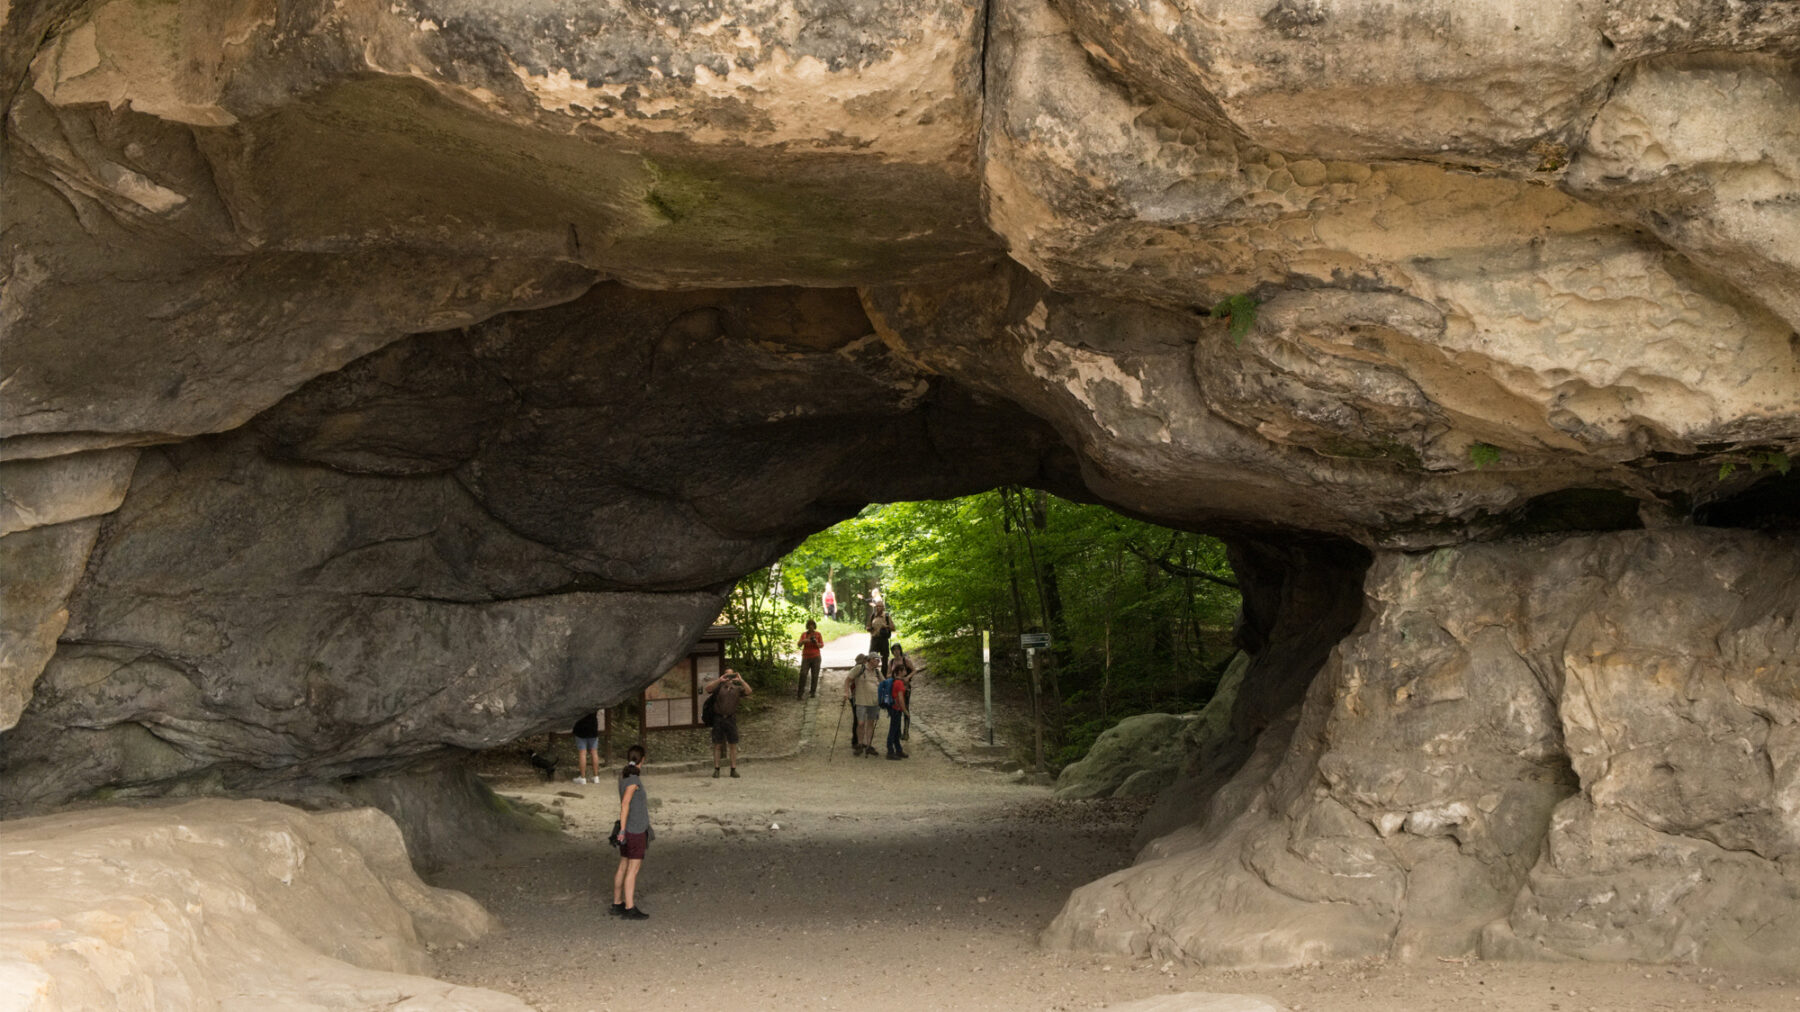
[1045,528,1800,971]
[0,285,1072,812]
[0,799,524,1009]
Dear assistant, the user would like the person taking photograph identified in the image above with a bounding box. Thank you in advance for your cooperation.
[704,667,752,778]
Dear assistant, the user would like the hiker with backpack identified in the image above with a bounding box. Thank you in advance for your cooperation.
[703,668,752,778]
[881,662,910,760]
[844,654,881,758]
[888,644,915,745]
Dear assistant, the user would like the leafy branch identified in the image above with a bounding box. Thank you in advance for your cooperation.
[1119,532,1240,590]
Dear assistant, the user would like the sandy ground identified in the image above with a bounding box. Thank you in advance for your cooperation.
[434,649,1800,1011]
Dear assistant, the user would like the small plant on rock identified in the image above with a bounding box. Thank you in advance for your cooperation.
[1718,450,1792,481]
[1209,293,1260,344]
[1468,442,1503,469]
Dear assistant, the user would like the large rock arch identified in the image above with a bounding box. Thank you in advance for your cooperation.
[3,0,1797,976]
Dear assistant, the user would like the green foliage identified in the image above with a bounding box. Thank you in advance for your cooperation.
[778,490,1241,772]
[1209,293,1260,344]
[1718,449,1791,481]
[779,511,886,626]
[719,566,802,689]
[1468,442,1503,469]
[785,614,864,643]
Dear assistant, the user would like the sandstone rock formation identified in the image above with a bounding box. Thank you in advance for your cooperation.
[1054,713,1198,800]
[0,799,523,1009]
[1045,529,1800,973]
[2,0,1798,983]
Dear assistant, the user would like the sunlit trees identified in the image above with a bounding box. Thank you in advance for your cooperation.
[762,489,1240,768]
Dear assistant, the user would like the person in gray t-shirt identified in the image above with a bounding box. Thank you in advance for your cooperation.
[612,745,652,919]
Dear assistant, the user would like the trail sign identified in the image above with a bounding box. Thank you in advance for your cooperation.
[1020,632,1051,648]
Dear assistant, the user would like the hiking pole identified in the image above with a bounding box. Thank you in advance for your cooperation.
[828,699,847,763]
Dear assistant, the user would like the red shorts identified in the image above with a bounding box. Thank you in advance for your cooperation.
[621,831,649,859]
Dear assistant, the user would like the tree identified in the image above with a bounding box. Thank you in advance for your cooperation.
[775,490,1241,769]
[720,565,802,689]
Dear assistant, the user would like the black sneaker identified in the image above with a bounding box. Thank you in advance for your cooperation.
[712,767,721,778]
[729,768,740,778]
[622,907,649,920]
[609,902,626,916]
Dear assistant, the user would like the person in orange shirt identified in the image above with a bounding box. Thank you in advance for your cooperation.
[796,620,825,699]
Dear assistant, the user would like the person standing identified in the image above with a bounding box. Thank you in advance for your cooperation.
[866,602,895,675]
[796,620,825,700]
[572,709,601,783]
[612,744,651,919]
[704,667,752,778]
[884,660,910,760]
[888,644,915,743]
[822,583,836,619]
[845,654,881,757]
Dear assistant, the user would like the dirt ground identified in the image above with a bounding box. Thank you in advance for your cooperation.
[432,646,1800,1011]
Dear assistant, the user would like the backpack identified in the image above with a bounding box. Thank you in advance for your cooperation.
[877,677,895,709]
[701,692,716,727]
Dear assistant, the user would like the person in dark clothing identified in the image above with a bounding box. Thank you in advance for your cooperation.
[866,603,895,675]
[884,660,910,760]
[612,745,651,919]
[704,668,752,777]
[888,645,916,744]
[572,709,601,783]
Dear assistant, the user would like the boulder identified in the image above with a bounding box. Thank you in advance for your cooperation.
[1046,528,1800,971]
[1055,713,1197,800]
[0,799,523,1010]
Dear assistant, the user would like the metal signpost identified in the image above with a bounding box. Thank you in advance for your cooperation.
[982,630,993,746]
[1021,632,1051,773]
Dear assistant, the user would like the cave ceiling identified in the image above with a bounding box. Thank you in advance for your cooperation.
[1,0,1797,804]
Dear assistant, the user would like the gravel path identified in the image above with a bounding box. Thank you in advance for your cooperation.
[437,662,1799,1011]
